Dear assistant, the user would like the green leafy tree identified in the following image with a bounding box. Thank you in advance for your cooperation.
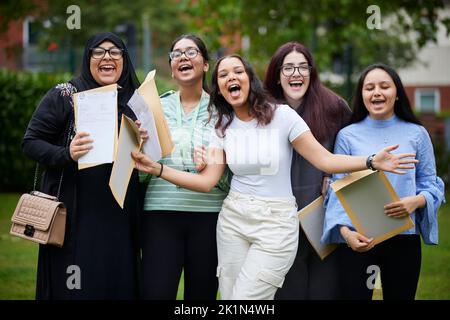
[181,0,449,82]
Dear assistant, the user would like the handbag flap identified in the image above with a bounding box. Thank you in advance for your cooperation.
[11,193,64,232]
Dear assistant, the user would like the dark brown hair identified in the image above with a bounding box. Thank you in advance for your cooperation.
[352,63,421,125]
[209,54,275,136]
[264,41,349,143]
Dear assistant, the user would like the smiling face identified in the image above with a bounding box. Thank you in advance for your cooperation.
[170,38,208,87]
[279,50,311,107]
[216,57,250,111]
[362,68,397,120]
[89,41,123,86]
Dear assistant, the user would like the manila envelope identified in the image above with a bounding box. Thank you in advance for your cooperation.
[109,115,143,208]
[331,170,414,245]
[137,70,175,157]
[298,196,337,260]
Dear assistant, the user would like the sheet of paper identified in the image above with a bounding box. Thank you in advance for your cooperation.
[137,70,175,156]
[128,90,162,161]
[109,115,142,208]
[331,170,414,245]
[73,84,118,170]
[298,196,337,260]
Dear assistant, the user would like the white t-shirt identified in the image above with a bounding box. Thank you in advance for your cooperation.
[209,104,310,197]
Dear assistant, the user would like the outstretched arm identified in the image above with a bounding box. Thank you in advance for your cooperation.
[292,131,418,174]
[132,147,226,193]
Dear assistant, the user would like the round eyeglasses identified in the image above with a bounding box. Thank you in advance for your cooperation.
[90,47,124,60]
[169,48,200,61]
[281,64,312,77]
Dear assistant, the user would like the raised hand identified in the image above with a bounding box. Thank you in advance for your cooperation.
[70,132,93,161]
[372,144,418,174]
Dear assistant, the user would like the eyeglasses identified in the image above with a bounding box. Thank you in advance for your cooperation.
[90,47,124,60]
[281,64,312,77]
[169,48,200,61]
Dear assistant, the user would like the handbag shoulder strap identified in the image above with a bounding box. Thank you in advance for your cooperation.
[33,83,78,200]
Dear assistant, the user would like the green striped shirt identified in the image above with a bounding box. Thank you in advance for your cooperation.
[142,90,228,212]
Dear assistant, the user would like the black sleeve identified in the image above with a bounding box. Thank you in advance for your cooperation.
[22,87,74,169]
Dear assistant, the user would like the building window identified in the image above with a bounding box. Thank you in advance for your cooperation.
[415,89,440,113]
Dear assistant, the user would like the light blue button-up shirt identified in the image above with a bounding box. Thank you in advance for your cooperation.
[321,115,445,245]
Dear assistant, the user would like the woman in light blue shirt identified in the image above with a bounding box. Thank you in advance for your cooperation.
[322,63,445,300]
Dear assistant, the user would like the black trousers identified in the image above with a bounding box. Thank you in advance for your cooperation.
[140,210,219,300]
[337,234,421,300]
[275,226,340,299]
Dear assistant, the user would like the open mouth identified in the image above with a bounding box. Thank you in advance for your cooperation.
[178,64,193,72]
[99,65,116,74]
[228,84,241,98]
[371,99,385,105]
[289,81,303,89]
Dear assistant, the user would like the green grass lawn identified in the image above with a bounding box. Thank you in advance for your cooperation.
[1,193,449,300]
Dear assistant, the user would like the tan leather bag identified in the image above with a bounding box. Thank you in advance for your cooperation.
[10,191,67,247]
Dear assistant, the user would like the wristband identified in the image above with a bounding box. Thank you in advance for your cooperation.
[156,163,164,178]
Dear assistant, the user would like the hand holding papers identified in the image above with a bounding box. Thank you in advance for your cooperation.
[128,89,162,162]
[298,197,337,260]
[109,115,143,208]
[331,170,414,245]
[73,84,118,169]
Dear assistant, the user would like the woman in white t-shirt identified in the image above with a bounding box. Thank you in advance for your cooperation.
[132,55,417,300]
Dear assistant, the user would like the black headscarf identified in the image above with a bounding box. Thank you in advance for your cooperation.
[71,32,140,108]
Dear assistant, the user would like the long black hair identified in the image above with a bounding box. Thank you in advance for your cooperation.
[209,54,275,137]
[168,34,210,93]
[352,63,421,125]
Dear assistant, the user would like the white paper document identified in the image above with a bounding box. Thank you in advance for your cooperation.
[128,90,162,161]
[74,86,117,167]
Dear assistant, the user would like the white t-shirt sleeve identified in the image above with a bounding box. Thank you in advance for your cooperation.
[208,127,224,149]
[282,105,310,142]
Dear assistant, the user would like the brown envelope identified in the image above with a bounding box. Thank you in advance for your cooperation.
[137,70,175,157]
[331,170,414,245]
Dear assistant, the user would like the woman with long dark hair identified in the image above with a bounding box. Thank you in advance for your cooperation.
[322,63,445,300]
[264,41,351,299]
[133,55,417,300]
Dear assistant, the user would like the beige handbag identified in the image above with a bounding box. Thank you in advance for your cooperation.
[10,191,66,247]
[11,114,73,247]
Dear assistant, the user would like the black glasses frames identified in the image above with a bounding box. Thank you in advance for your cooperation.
[90,47,124,60]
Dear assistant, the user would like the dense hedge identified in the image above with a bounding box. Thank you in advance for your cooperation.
[0,70,71,192]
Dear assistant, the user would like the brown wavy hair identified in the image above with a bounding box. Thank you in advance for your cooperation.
[209,54,275,137]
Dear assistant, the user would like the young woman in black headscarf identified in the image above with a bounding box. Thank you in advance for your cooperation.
[22,32,142,299]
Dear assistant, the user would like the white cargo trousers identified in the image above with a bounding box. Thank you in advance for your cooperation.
[216,190,299,300]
